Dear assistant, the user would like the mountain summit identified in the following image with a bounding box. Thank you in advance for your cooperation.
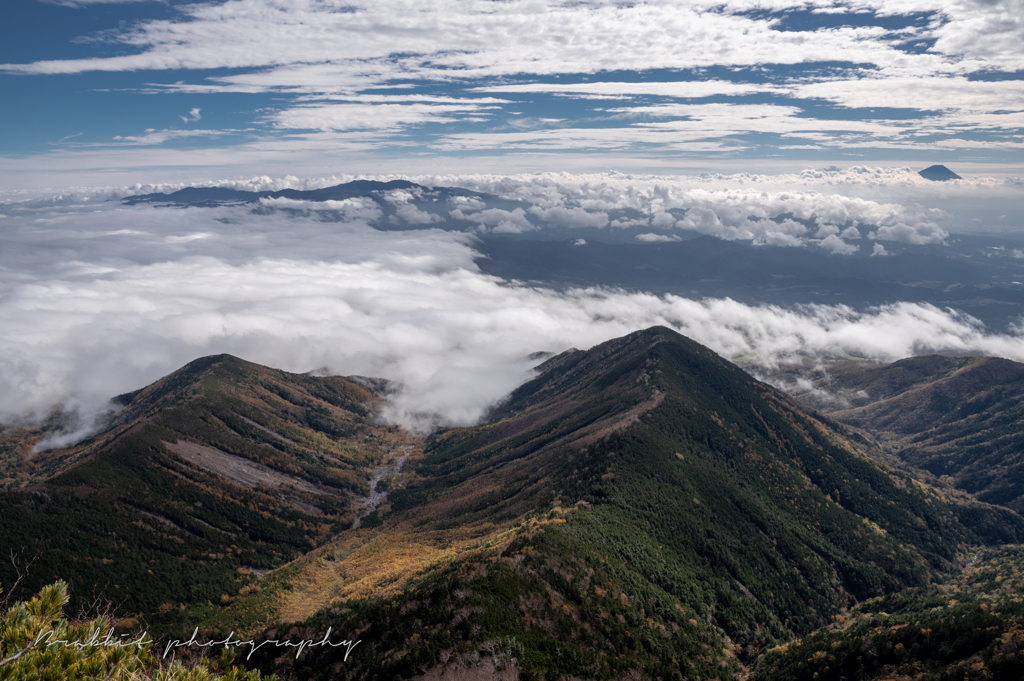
[240,327,1022,679]
[0,354,407,616]
[3,328,1023,680]
[919,164,963,181]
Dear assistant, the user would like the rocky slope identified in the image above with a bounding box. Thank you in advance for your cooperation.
[0,354,403,616]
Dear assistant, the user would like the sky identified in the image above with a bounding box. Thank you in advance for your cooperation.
[2,0,1023,188]
[1,0,1023,444]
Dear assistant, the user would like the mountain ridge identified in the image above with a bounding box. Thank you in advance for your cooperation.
[4,329,1024,679]
[228,326,1024,679]
[769,354,1024,513]
[0,353,410,618]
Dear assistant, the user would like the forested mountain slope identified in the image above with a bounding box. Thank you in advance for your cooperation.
[234,327,1023,680]
[771,355,1024,513]
[0,354,402,616]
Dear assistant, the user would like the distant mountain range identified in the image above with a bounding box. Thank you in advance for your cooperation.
[4,328,1024,679]
[119,179,1024,331]
[123,179,527,232]
[125,179,497,212]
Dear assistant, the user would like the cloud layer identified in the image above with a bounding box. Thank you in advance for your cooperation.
[3,179,1024,446]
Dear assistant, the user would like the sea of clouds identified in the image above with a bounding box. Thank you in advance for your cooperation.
[2,169,1023,447]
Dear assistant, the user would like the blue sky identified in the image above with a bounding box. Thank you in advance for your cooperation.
[2,0,1024,440]
[2,0,1022,188]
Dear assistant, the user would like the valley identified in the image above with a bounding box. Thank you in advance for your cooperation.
[2,328,1024,679]
[760,355,1024,514]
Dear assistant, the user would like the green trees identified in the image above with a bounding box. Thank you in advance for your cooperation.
[1,579,150,680]
[0,580,273,681]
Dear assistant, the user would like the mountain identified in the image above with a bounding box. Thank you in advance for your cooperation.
[4,329,1023,680]
[219,328,1021,680]
[0,354,408,617]
[754,543,1024,681]
[124,180,449,207]
[767,355,1024,513]
[918,164,963,181]
[121,179,523,231]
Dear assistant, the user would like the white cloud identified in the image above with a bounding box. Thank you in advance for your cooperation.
[447,195,487,212]
[4,194,1024,445]
[3,129,1022,196]
[758,231,806,248]
[111,128,228,146]
[793,76,1024,113]
[258,196,384,222]
[6,1,1013,78]
[8,0,1015,81]
[430,99,1024,155]
[817,234,859,255]
[0,1,952,78]
[929,0,1024,70]
[270,102,500,132]
[395,203,440,225]
[7,166,1010,245]
[451,207,534,233]
[436,170,1000,243]
[475,81,781,99]
[42,0,154,6]
[871,243,890,256]
[612,218,651,229]
[527,205,609,229]
[869,221,948,245]
[1,0,1021,178]
[430,126,742,153]
[636,233,681,243]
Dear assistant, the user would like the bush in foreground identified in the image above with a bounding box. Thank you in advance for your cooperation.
[0,580,274,681]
